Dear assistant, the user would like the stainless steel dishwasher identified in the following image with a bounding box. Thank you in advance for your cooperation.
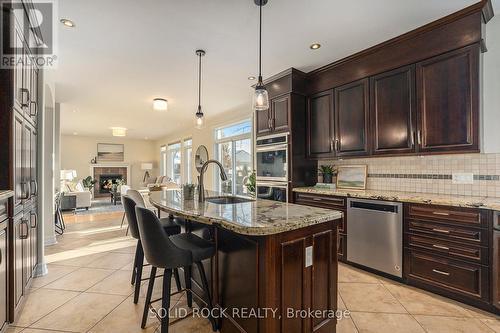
[347,198,403,278]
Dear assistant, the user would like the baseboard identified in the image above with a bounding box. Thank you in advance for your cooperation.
[44,235,58,246]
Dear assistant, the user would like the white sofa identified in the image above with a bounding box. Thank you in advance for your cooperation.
[63,181,92,210]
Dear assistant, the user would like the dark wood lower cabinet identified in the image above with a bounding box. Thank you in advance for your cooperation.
[215,220,340,333]
[0,200,8,332]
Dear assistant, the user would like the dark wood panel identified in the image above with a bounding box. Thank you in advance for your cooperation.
[407,203,485,228]
[256,109,271,136]
[307,5,485,95]
[334,79,369,156]
[370,65,416,155]
[271,95,290,133]
[416,44,480,153]
[307,91,334,159]
[406,219,487,247]
[311,231,333,331]
[281,239,305,333]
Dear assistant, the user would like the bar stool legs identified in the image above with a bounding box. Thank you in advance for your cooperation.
[142,266,157,329]
[133,245,145,304]
[173,270,182,292]
[161,269,173,333]
[196,262,218,331]
[184,266,192,308]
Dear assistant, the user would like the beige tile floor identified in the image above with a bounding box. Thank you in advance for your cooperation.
[7,211,500,333]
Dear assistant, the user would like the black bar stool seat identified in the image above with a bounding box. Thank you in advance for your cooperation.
[159,217,182,234]
[170,233,215,262]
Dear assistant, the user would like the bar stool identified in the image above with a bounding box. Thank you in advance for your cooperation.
[123,196,182,303]
[135,206,217,333]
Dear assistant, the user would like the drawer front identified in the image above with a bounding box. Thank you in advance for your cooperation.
[406,250,487,300]
[294,193,346,209]
[407,219,486,246]
[408,204,483,227]
[406,233,487,264]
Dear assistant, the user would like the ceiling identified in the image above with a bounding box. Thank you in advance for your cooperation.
[54,0,499,139]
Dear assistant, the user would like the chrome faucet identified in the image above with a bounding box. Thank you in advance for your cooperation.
[198,159,228,202]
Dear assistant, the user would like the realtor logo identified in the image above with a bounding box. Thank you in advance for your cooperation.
[1,0,58,68]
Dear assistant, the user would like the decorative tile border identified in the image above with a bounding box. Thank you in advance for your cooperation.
[367,173,500,181]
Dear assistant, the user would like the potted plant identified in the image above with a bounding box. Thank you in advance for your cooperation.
[318,165,337,184]
[245,171,256,197]
[82,176,97,191]
[183,183,196,200]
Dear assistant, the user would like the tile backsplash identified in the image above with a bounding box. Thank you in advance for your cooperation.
[319,154,500,198]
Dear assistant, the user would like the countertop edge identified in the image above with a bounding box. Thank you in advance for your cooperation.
[293,187,500,211]
[0,190,14,201]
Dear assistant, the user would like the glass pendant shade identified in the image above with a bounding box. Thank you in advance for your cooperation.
[195,108,204,129]
[253,84,269,111]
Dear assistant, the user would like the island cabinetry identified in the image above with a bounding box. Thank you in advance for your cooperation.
[294,193,346,262]
[216,220,339,333]
[404,203,492,311]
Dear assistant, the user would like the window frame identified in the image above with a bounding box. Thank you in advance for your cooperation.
[167,141,182,184]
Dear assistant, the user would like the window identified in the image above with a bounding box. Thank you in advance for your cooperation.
[167,142,181,184]
[215,120,253,196]
[160,145,167,176]
[183,138,193,184]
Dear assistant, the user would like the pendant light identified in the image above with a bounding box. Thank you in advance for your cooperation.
[253,0,269,111]
[195,49,206,129]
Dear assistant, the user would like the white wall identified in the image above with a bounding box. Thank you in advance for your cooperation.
[483,15,500,153]
[154,108,252,191]
[60,136,157,189]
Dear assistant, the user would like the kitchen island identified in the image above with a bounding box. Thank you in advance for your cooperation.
[149,190,343,333]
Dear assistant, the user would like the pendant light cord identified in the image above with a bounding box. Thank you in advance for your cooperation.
[198,52,202,109]
[258,0,262,80]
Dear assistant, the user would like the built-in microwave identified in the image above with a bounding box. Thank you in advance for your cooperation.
[256,133,288,182]
[256,182,288,203]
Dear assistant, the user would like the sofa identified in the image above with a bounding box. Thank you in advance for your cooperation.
[63,181,92,210]
[145,176,179,190]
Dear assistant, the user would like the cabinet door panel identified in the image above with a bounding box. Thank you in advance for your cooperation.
[416,45,479,152]
[13,23,24,110]
[0,229,6,328]
[334,79,370,156]
[13,215,23,307]
[371,66,416,155]
[255,109,271,136]
[13,113,23,210]
[23,124,33,207]
[271,95,290,133]
[307,91,334,158]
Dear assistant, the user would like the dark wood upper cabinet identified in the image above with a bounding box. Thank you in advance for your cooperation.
[334,79,370,157]
[416,44,480,153]
[271,95,290,133]
[255,109,272,136]
[307,90,334,159]
[370,65,416,155]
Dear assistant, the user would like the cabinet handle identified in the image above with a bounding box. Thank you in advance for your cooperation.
[334,139,339,152]
[432,228,450,234]
[432,244,450,250]
[268,118,272,129]
[330,140,334,152]
[312,198,322,202]
[21,88,30,107]
[30,180,38,196]
[20,219,29,239]
[432,269,450,276]
[30,212,37,228]
[411,132,415,147]
[417,130,422,145]
[29,101,38,117]
[433,211,450,216]
[21,182,30,199]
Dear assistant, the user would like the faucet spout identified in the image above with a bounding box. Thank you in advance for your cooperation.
[198,159,227,202]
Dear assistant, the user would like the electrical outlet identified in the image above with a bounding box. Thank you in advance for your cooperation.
[452,173,474,184]
[305,246,313,267]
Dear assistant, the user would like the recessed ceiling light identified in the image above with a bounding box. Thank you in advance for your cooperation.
[111,127,127,137]
[248,76,256,80]
[310,43,321,50]
[60,19,75,27]
[153,98,168,111]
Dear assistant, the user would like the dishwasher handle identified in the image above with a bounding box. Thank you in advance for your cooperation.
[349,200,399,213]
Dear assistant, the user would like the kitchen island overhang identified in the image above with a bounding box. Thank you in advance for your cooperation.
[149,190,343,333]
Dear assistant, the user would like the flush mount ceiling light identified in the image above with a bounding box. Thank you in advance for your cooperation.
[111,127,127,137]
[195,49,206,129]
[60,18,75,27]
[153,98,168,111]
[252,0,269,111]
[248,76,256,80]
[310,43,321,50]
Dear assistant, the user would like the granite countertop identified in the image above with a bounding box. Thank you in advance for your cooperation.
[0,190,14,201]
[293,187,500,210]
[149,190,343,236]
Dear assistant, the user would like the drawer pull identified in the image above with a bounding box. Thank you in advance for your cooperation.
[432,244,450,250]
[432,228,450,234]
[432,269,450,276]
[312,198,322,201]
[433,212,450,216]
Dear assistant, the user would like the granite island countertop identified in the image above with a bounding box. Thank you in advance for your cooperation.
[0,190,14,201]
[293,187,500,210]
[149,190,343,236]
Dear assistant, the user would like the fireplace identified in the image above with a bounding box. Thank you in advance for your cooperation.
[99,174,123,194]
[92,166,129,198]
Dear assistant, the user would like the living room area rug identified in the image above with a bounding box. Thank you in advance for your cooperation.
[65,199,124,216]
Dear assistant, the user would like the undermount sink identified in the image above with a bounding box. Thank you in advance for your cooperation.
[205,196,254,205]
